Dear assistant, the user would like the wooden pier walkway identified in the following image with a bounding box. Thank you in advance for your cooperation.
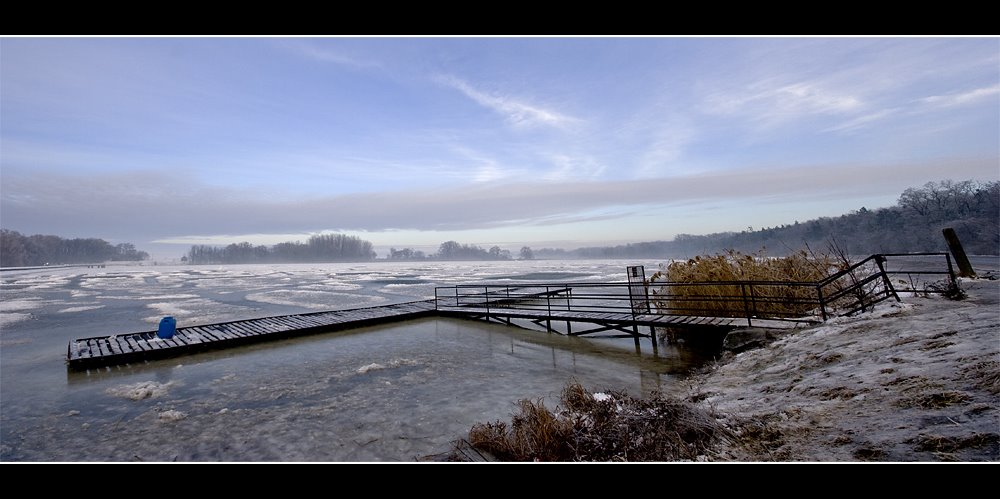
[67,300,436,370]
[67,252,957,370]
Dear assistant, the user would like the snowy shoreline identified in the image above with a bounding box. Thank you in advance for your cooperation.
[688,277,999,461]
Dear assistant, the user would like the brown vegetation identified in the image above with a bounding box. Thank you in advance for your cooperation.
[648,249,838,318]
[467,383,727,462]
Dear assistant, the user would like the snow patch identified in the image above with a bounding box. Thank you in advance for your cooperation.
[246,290,386,310]
[106,381,174,400]
[592,392,613,402]
[58,305,105,313]
[357,363,384,374]
[158,410,187,422]
[356,358,418,374]
[0,313,31,328]
[0,299,44,312]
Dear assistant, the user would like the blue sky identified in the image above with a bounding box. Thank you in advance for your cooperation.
[2,37,998,258]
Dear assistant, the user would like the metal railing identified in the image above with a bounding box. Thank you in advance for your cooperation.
[433,253,958,327]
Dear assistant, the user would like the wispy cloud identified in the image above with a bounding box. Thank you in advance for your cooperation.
[286,42,382,70]
[824,108,900,133]
[917,84,1000,108]
[436,75,577,128]
[705,80,862,128]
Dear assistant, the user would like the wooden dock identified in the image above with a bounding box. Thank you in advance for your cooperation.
[69,253,954,370]
[67,300,436,370]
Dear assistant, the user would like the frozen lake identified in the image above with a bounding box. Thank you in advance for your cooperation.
[1,260,708,461]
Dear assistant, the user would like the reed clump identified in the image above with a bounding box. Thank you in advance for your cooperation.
[649,249,838,318]
[467,382,725,461]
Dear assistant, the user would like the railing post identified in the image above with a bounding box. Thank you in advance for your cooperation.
[546,286,552,332]
[484,286,490,319]
[874,255,900,302]
[740,284,752,327]
[434,287,439,311]
[816,285,828,321]
[944,253,957,286]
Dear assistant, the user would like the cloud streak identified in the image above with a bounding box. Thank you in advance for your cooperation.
[436,75,576,128]
[918,84,1000,108]
[3,157,994,244]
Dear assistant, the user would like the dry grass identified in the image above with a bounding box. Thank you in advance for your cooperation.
[896,391,972,409]
[911,433,1000,453]
[467,382,727,462]
[649,250,838,319]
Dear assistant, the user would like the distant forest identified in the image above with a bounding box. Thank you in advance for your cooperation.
[531,180,999,259]
[0,229,149,267]
[3,180,995,267]
[186,234,376,264]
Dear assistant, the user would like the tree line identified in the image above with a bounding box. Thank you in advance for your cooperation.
[185,234,376,264]
[534,180,999,258]
[388,242,536,261]
[0,229,149,267]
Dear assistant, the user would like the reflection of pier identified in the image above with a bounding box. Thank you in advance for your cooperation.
[67,253,956,370]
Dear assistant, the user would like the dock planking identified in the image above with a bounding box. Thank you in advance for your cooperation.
[67,300,437,370]
[69,284,814,370]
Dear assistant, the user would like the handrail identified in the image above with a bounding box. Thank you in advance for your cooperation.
[434,253,958,324]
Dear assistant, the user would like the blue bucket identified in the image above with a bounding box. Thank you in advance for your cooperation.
[157,316,176,339]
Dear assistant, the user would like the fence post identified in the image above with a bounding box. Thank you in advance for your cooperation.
[942,228,976,278]
[546,286,552,332]
[740,284,753,327]
[484,286,490,319]
[944,253,957,287]
[434,287,439,311]
[816,285,828,321]
[874,255,900,302]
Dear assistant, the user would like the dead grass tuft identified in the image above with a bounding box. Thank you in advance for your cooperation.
[467,382,727,462]
[958,361,1000,395]
[911,433,1000,453]
[853,446,886,461]
[896,391,971,409]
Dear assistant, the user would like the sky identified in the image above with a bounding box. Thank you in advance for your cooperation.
[1,37,998,259]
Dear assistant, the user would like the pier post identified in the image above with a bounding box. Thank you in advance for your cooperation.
[942,228,976,278]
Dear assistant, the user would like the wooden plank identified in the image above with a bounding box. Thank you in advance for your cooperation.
[216,324,247,338]
[115,337,132,353]
[72,341,87,359]
[229,323,259,337]
[69,341,82,359]
[282,316,320,328]
[199,326,231,341]
[194,327,223,341]
[93,339,109,357]
[251,318,280,332]
[262,317,294,332]
[125,336,145,352]
[144,335,164,348]
[231,322,263,335]
[177,330,202,345]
